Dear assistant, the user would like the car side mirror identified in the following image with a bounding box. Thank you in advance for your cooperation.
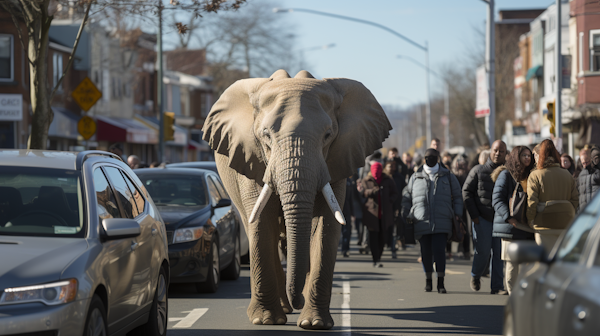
[215,199,232,208]
[102,218,141,240]
[508,241,547,264]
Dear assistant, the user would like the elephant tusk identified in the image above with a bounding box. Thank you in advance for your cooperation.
[249,184,273,223]
[322,183,346,225]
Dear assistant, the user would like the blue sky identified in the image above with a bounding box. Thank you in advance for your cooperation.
[279,0,554,109]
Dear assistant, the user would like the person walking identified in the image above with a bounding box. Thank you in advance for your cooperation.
[577,148,600,210]
[452,154,471,260]
[561,153,575,175]
[360,162,398,267]
[527,140,579,253]
[340,177,355,257]
[491,146,536,295]
[402,148,463,293]
[384,153,409,255]
[463,140,507,294]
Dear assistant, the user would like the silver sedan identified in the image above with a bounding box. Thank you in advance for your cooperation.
[0,150,170,336]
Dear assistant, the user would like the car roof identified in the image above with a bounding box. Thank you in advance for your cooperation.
[167,161,217,173]
[0,150,79,170]
[134,167,214,177]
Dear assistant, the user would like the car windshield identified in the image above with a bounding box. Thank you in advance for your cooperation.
[139,175,208,208]
[0,167,84,237]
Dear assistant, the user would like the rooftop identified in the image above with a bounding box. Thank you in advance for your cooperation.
[0,150,79,170]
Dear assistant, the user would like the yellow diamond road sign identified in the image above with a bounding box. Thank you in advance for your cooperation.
[78,116,97,140]
[72,77,102,112]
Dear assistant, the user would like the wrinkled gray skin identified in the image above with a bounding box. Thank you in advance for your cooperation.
[202,70,391,330]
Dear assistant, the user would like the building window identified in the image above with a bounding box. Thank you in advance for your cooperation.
[53,53,63,90]
[0,35,14,81]
[591,30,600,72]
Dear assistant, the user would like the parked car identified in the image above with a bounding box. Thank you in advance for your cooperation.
[505,192,600,336]
[167,161,249,263]
[0,150,169,336]
[134,168,240,293]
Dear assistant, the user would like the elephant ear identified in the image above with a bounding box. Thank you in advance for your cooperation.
[324,78,392,183]
[202,78,271,180]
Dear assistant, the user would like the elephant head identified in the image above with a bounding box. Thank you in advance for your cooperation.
[202,69,391,308]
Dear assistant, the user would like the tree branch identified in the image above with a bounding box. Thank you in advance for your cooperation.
[50,0,92,101]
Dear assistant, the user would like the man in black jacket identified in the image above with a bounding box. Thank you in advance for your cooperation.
[463,140,507,294]
[577,148,600,211]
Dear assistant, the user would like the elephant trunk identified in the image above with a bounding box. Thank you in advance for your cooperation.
[275,137,321,309]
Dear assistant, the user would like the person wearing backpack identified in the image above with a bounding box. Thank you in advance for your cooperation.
[491,146,536,295]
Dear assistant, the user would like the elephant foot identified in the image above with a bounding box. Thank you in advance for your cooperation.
[247,299,287,326]
[297,306,334,330]
[280,297,293,314]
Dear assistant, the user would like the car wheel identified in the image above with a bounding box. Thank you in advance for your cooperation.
[222,234,241,280]
[130,267,168,336]
[196,240,220,293]
[503,307,515,336]
[84,295,107,336]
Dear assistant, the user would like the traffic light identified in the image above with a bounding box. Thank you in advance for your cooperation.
[163,112,175,141]
[546,101,555,134]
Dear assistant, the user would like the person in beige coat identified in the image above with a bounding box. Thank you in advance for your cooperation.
[527,139,579,253]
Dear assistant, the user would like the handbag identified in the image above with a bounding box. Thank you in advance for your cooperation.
[508,180,535,233]
[447,174,466,243]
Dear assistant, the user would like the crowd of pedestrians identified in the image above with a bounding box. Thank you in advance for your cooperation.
[342,138,600,296]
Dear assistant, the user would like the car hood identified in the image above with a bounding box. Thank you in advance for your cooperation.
[0,237,88,291]
[158,206,210,231]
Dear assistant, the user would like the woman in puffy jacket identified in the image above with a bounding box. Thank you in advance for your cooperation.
[402,148,463,293]
[491,146,535,295]
[527,139,579,253]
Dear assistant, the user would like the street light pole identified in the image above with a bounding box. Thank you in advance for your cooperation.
[555,0,563,142]
[274,7,432,144]
[484,0,496,144]
[157,1,165,162]
[425,41,432,146]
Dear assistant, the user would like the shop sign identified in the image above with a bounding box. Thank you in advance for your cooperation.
[0,94,22,121]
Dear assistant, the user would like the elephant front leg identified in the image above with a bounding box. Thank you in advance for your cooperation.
[297,180,345,330]
[243,190,288,326]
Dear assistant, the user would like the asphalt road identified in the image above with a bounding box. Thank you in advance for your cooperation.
[166,239,508,336]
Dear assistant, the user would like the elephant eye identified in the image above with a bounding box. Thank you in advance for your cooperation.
[324,129,332,141]
[262,128,271,141]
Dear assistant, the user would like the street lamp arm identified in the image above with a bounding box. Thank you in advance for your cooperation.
[397,55,442,79]
[274,8,427,52]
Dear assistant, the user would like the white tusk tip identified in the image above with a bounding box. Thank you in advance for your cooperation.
[335,211,346,225]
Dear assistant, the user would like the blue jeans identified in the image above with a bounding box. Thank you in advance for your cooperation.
[471,217,504,291]
[419,233,447,277]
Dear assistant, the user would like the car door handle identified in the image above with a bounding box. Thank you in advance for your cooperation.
[131,241,139,251]
[547,289,557,301]
[152,228,158,236]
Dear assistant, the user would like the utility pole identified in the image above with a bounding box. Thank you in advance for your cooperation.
[444,83,450,149]
[555,0,563,144]
[157,1,165,162]
[485,0,496,144]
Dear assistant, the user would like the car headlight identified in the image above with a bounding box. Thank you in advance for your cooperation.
[0,279,77,306]
[173,226,204,244]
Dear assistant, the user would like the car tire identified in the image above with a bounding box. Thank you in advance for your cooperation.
[196,239,220,293]
[130,267,168,336]
[222,234,241,280]
[84,295,108,336]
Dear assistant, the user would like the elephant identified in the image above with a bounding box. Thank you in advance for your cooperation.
[202,69,391,330]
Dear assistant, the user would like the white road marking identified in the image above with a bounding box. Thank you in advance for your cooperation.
[446,269,465,275]
[172,308,209,328]
[168,318,183,322]
[341,278,351,336]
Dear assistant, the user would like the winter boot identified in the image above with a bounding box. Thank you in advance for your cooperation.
[425,279,433,292]
[437,277,447,294]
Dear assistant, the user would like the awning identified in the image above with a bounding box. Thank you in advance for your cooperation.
[48,107,80,140]
[96,116,157,144]
[525,65,543,81]
[188,139,210,151]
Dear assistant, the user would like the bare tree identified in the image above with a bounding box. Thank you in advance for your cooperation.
[0,0,246,149]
